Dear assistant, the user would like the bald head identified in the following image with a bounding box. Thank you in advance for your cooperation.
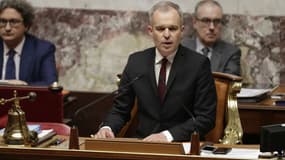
[194,0,223,18]
[149,1,184,25]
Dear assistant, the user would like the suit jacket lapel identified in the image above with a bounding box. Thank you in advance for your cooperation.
[211,43,222,72]
[0,42,3,79]
[165,46,186,99]
[19,35,34,80]
[166,61,177,94]
[191,37,222,72]
[147,48,159,97]
[147,46,184,103]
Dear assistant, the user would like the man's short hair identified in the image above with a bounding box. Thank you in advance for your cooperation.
[148,1,184,25]
[0,0,34,28]
[194,0,223,18]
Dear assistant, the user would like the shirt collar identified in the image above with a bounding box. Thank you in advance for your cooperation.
[196,37,212,54]
[155,48,177,64]
[3,36,26,56]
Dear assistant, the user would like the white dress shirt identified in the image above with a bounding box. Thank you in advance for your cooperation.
[196,38,212,59]
[1,36,25,80]
[154,48,177,142]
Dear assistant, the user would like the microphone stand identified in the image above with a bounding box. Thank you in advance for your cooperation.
[68,90,119,149]
[72,89,119,126]
[68,75,142,149]
[190,130,200,155]
[72,75,142,127]
[178,97,200,155]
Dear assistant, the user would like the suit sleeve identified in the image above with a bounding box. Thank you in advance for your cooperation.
[224,48,241,76]
[28,43,57,86]
[102,55,136,134]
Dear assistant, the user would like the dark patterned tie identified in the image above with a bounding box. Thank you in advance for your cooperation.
[201,47,210,57]
[5,49,16,80]
[158,58,168,103]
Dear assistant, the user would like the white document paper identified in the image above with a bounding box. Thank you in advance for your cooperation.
[237,88,271,98]
[182,142,260,159]
[201,148,260,159]
[182,142,191,154]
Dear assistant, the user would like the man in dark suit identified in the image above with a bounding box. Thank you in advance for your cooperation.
[0,0,57,86]
[94,1,217,142]
[182,0,241,76]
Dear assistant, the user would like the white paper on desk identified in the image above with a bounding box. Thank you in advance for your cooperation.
[182,143,260,159]
[237,88,271,98]
[201,148,260,159]
[0,80,8,84]
[38,129,55,138]
[182,142,191,154]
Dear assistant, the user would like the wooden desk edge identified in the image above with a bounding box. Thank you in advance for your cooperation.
[0,137,260,160]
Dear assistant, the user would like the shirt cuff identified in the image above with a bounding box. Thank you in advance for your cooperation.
[101,126,112,131]
[162,130,173,142]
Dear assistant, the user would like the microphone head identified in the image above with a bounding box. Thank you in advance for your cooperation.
[49,81,63,93]
[28,92,37,101]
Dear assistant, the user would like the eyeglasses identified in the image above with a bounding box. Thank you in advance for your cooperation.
[196,17,223,27]
[0,18,23,27]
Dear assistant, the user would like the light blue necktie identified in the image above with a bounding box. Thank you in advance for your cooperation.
[5,49,16,80]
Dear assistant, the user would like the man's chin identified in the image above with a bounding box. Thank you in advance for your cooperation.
[159,48,175,56]
[2,36,15,42]
[204,39,217,46]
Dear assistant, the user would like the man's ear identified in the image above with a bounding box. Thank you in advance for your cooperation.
[147,25,153,36]
[181,25,185,38]
[181,25,185,32]
[192,17,198,30]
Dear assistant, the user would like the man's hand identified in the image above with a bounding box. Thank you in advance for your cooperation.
[143,133,168,143]
[93,127,115,139]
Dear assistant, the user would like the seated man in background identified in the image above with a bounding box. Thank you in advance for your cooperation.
[94,1,217,142]
[0,0,57,86]
[182,0,241,76]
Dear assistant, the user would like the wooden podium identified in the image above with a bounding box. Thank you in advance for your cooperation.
[0,85,64,128]
[85,138,184,154]
[0,136,260,160]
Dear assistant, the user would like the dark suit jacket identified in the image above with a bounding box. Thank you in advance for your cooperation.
[0,33,57,86]
[181,37,241,76]
[103,45,217,142]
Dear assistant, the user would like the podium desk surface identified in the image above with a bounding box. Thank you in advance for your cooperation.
[0,136,260,160]
[238,84,285,135]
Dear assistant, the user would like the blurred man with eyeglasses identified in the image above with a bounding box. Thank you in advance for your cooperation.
[182,0,241,76]
[0,0,57,85]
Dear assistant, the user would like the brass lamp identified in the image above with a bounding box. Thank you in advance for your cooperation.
[0,90,37,145]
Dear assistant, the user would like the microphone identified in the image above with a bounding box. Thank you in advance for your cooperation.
[177,97,200,155]
[68,75,142,149]
[72,75,143,126]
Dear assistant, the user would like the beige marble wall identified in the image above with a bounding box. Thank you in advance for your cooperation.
[24,0,285,91]
[27,0,285,16]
